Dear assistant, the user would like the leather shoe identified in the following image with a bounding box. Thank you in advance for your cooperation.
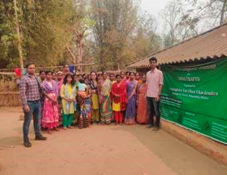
[24,140,32,148]
[35,135,47,141]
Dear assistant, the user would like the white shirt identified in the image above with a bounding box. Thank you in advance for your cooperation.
[146,68,163,98]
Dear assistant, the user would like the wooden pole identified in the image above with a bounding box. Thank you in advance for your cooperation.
[13,0,24,70]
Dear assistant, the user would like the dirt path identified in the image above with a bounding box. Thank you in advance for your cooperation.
[0,108,227,175]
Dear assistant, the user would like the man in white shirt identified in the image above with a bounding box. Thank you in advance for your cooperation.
[146,57,163,131]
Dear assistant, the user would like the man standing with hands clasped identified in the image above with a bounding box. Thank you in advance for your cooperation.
[146,57,163,131]
[20,63,47,148]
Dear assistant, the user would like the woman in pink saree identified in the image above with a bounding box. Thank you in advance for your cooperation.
[41,71,59,134]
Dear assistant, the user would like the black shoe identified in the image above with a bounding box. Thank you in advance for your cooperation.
[24,140,32,148]
[147,125,154,129]
[35,135,47,141]
[152,127,160,131]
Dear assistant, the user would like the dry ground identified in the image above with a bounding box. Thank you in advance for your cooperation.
[0,108,227,175]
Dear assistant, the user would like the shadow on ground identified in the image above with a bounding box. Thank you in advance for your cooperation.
[0,136,21,148]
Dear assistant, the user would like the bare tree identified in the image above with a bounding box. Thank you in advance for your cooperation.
[187,0,227,26]
[66,0,95,73]
[161,0,199,47]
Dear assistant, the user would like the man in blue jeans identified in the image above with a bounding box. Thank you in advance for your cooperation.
[20,63,47,147]
[146,57,163,131]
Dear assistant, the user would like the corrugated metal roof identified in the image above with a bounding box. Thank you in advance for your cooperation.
[128,23,227,68]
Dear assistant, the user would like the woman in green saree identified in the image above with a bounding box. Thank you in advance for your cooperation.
[99,72,112,124]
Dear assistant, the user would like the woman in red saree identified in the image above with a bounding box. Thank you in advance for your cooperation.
[111,75,127,125]
[136,74,149,124]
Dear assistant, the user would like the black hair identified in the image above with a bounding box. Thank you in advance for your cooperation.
[149,57,157,63]
[39,70,46,75]
[63,64,69,68]
[115,74,121,78]
[45,71,52,75]
[79,79,85,84]
[90,71,97,76]
[90,71,98,81]
[63,74,75,86]
[26,63,35,69]
[130,72,136,76]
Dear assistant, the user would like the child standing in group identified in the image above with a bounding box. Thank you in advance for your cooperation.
[77,79,91,129]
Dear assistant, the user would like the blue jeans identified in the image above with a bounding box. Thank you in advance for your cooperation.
[23,101,41,142]
[147,97,160,127]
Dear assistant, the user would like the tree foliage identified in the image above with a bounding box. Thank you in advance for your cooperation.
[0,0,76,68]
[0,0,162,70]
[89,0,161,70]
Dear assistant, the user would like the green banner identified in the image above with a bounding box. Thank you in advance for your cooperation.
[160,58,227,144]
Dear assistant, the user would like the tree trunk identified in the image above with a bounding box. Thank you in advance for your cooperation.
[13,0,24,69]
[76,32,84,73]
[66,45,76,65]
[220,0,227,25]
[100,46,104,71]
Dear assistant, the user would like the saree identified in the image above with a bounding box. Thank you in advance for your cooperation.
[41,80,59,129]
[90,81,99,109]
[100,79,112,124]
[77,90,91,128]
[125,80,137,125]
[137,83,149,124]
[56,80,63,125]
[89,81,100,123]
[119,79,127,111]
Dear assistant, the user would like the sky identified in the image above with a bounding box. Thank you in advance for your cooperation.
[140,0,170,16]
[140,0,170,32]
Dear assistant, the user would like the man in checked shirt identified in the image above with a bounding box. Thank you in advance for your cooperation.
[20,63,47,148]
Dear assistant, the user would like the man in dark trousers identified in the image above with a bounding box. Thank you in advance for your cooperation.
[146,57,163,131]
[20,63,47,147]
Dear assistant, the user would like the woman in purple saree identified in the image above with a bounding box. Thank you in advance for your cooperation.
[125,72,137,125]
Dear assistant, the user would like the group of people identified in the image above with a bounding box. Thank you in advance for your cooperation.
[19,57,163,148]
